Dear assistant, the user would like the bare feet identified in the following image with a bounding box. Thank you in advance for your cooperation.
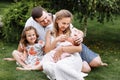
[16,67,32,71]
[101,62,108,66]
[3,58,15,61]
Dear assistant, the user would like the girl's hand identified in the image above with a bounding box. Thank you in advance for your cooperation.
[20,55,26,61]
[19,51,26,61]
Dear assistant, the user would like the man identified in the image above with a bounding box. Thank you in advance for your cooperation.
[12,6,107,72]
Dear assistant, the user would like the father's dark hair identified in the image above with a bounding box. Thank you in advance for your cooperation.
[31,6,45,20]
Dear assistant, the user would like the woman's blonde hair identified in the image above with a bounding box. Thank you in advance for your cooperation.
[53,9,73,37]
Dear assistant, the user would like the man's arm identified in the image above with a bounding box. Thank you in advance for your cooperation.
[70,24,84,45]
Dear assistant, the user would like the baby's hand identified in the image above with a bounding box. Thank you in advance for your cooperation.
[73,37,83,46]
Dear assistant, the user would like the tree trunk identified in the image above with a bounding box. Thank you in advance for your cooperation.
[83,15,87,37]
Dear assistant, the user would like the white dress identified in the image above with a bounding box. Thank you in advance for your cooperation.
[41,38,87,80]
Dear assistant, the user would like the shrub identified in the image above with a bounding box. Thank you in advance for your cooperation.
[2,1,33,43]
[1,0,53,43]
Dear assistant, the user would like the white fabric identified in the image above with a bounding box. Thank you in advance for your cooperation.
[41,41,87,80]
[55,53,85,80]
[42,52,87,80]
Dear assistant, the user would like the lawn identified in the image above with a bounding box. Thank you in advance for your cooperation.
[0,18,120,80]
[0,42,48,80]
[0,1,120,80]
[83,18,120,80]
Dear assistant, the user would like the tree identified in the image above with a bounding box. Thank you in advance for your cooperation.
[2,0,120,42]
[49,0,120,36]
[78,0,120,36]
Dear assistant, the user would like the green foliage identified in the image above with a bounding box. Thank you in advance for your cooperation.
[27,0,56,13]
[46,0,120,24]
[46,0,120,36]
[96,0,120,23]
[2,1,33,42]
[1,0,55,43]
[74,0,120,26]
[1,0,120,42]
[72,0,120,23]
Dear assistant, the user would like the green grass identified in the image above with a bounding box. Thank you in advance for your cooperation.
[0,18,120,80]
[0,1,120,80]
[0,42,48,80]
[83,17,120,80]
[0,2,49,80]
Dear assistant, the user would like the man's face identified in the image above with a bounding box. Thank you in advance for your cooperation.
[35,11,52,27]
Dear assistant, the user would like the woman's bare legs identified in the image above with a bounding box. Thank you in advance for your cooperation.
[82,61,91,73]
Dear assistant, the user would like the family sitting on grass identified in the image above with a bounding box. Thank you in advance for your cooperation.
[3,6,107,80]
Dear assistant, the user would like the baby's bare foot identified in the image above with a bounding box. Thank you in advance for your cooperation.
[16,67,32,71]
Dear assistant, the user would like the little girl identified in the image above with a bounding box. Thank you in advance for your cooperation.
[13,26,44,70]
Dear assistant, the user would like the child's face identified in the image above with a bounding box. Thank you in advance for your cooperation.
[25,29,37,45]
[57,17,71,32]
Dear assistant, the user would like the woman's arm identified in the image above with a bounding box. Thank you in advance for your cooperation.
[44,30,53,53]
[44,31,67,53]
[62,45,82,53]
[53,44,82,62]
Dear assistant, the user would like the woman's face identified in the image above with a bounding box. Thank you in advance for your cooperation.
[25,29,37,45]
[57,17,71,32]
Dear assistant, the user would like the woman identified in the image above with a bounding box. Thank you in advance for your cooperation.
[42,9,87,80]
